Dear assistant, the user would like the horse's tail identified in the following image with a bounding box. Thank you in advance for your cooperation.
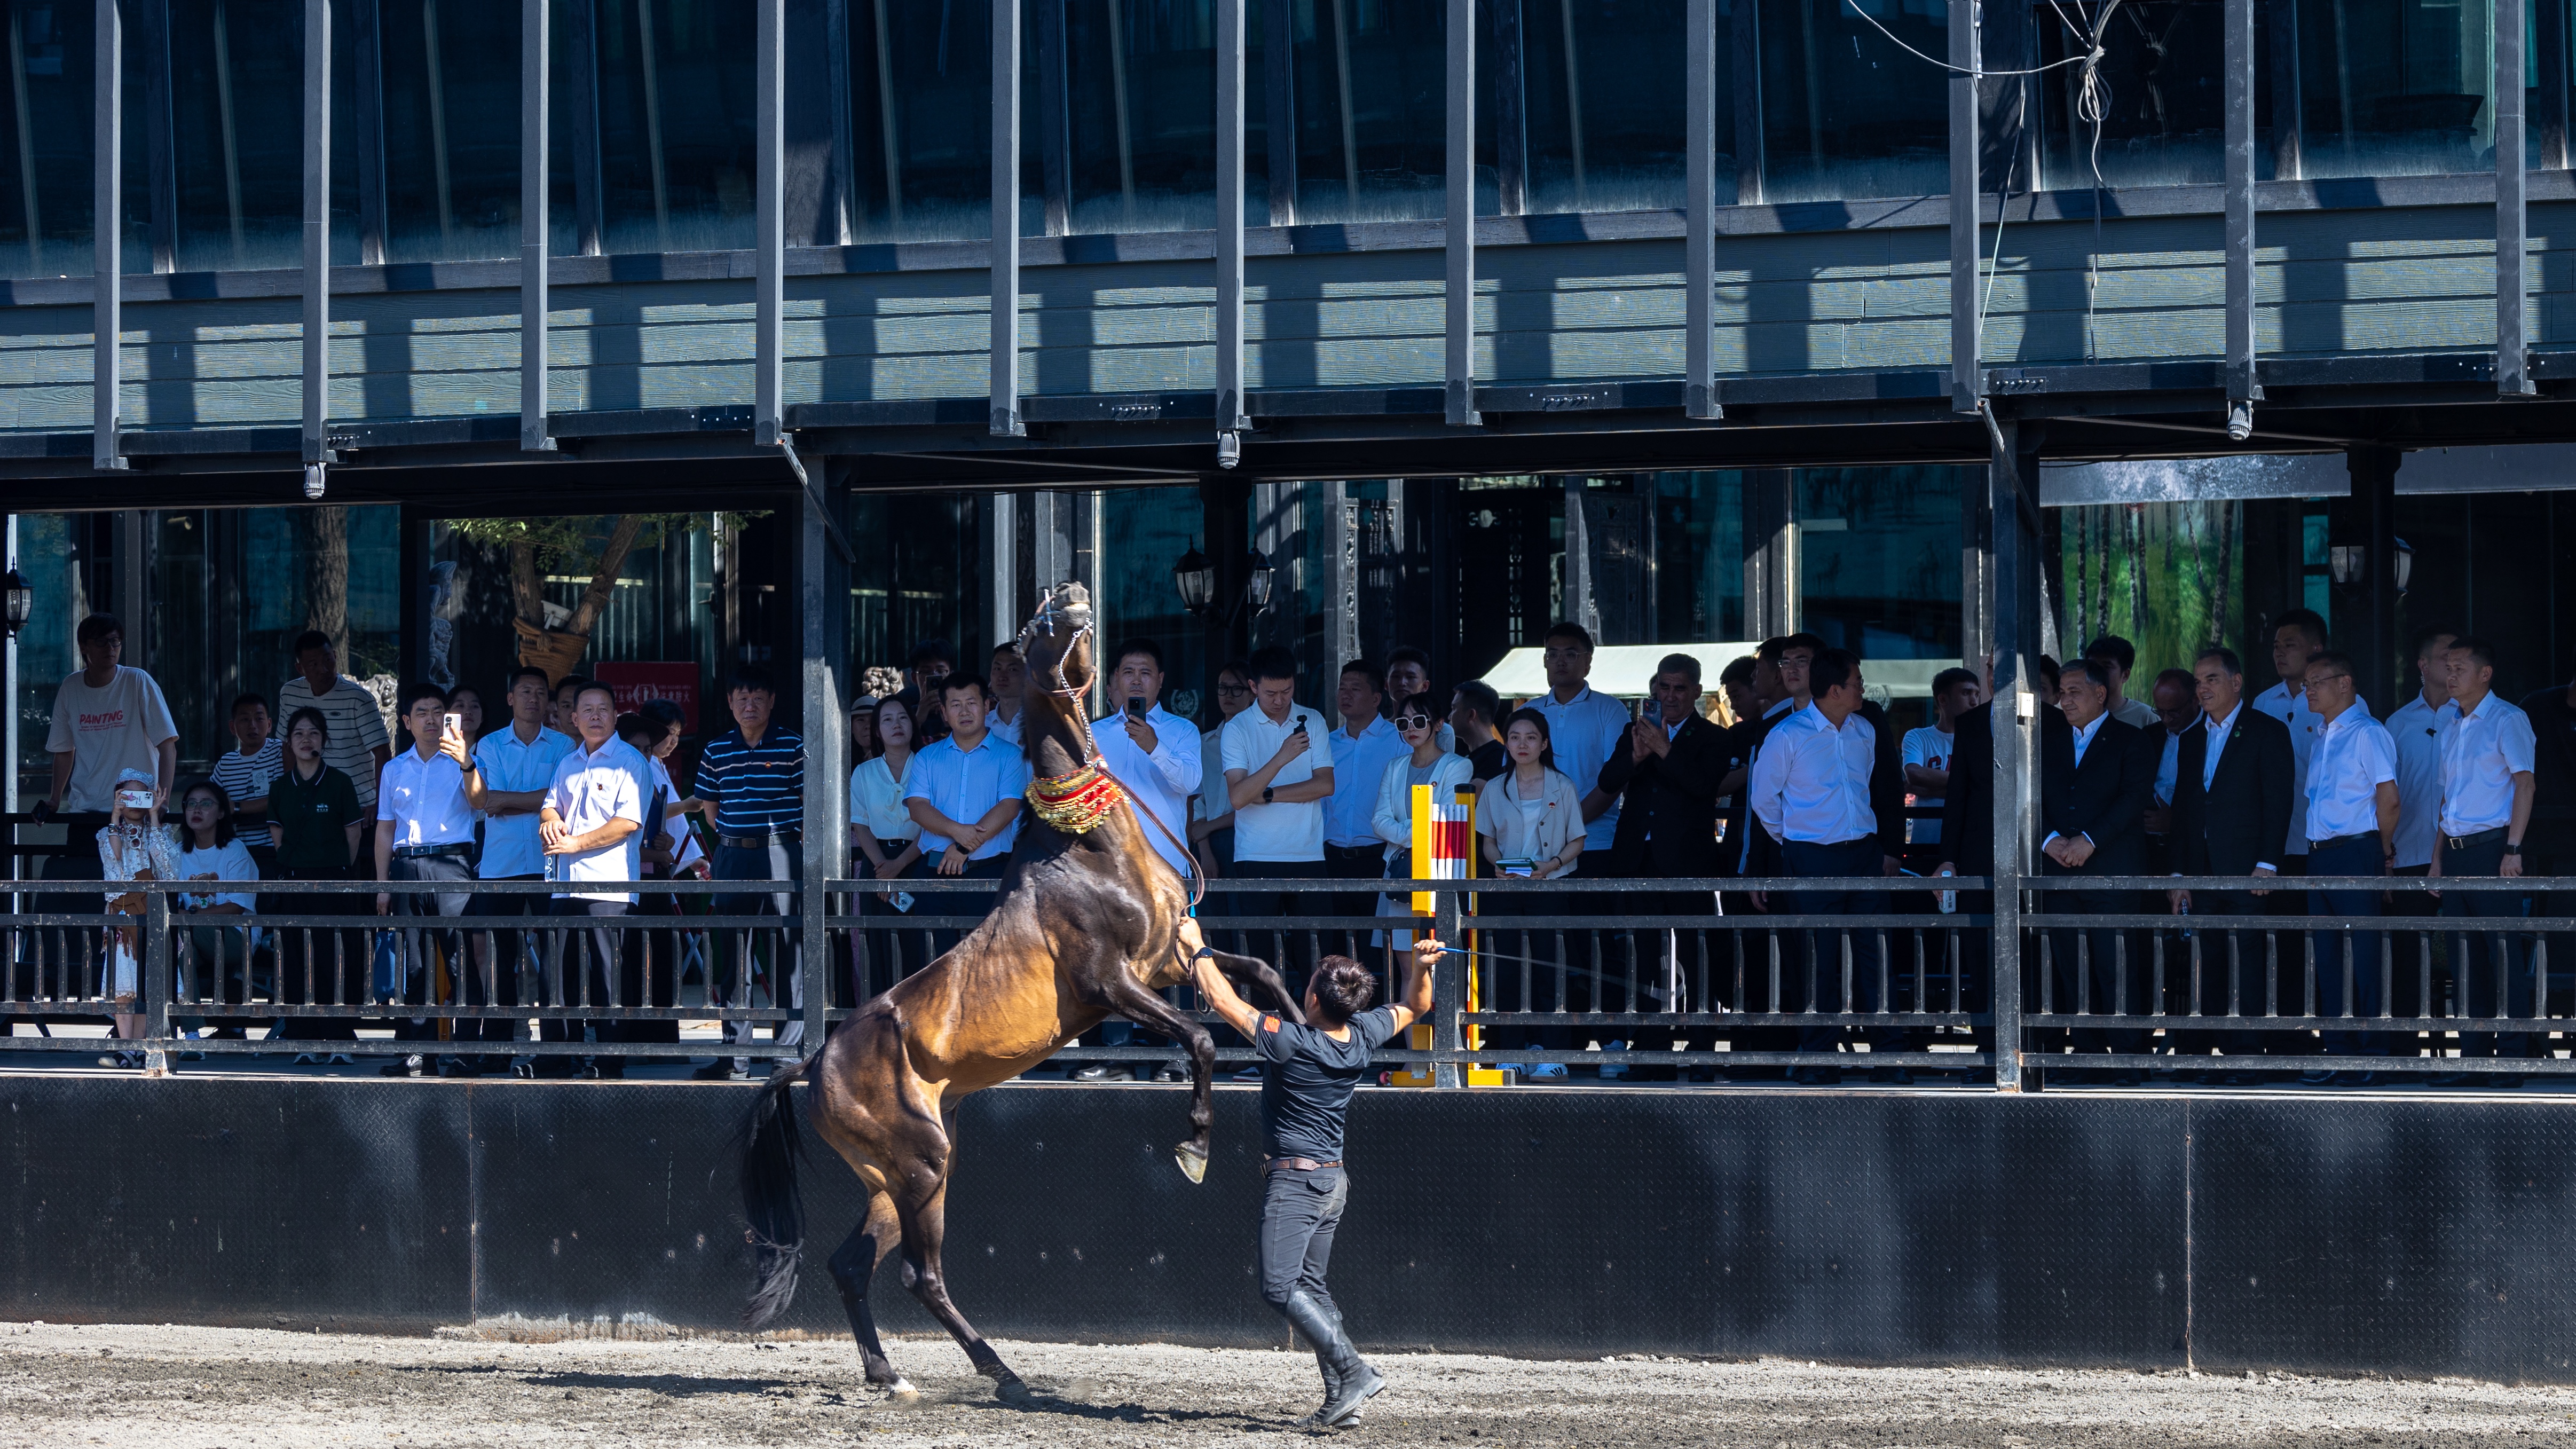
[736,1059,808,1330]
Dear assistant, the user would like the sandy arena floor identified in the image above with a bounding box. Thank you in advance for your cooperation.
[8,1322,2576,1447]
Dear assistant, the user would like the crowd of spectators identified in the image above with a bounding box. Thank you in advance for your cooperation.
[20,598,2575,1085]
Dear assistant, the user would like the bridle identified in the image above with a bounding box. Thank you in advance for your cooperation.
[1014,592,1207,909]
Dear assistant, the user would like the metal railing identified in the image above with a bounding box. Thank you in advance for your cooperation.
[3,872,2566,1085]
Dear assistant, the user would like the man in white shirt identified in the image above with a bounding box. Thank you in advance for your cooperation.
[1323,661,1408,889]
[1747,648,1884,1076]
[375,682,478,1077]
[1222,646,1336,924]
[2386,628,2457,877]
[43,612,180,877]
[448,666,577,1072]
[1527,622,1632,860]
[1083,639,1203,1082]
[1900,667,1981,848]
[2251,608,2331,881]
[2430,636,2539,1068]
[985,641,1029,746]
[538,682,648,1075]
[2298,650,2399,1069]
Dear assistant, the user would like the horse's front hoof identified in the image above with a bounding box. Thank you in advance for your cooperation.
[881,1377,921,1404]
[994,1376,1034,1404]
[1174,1141,1209,1184]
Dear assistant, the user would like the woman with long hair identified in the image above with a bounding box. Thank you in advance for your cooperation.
[848,694,925,998]
[172,777,260,1043]
[1474,707,1588,1076]
[1371,689,1472,955]
[266,706,365,1055]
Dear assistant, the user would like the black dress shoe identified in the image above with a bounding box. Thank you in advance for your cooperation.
[692,1060,744,1082]
[1152,1064,1188,1083]
[1070,1064,1113,1081]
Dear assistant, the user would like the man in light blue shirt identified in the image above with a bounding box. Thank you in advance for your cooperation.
[1324,661,1408,888]
[449,665,577,1074]
[1527,622,1632,858]
[906,675,1031,878]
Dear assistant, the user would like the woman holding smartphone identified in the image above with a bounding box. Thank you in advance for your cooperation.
[848,695,924,998]
[1474,708,1586,1074]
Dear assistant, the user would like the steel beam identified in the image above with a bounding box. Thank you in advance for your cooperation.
[1444,0,1479,428]
[1216,0,1248,440]
[2499,1,2534,397]
[1947,0,1979,414]
[1986,415,2042,1092]
[1684,0,1720,420]
[93,0,124,471]
[757,0,785,445]
[1264,0,1296,226]
[1494,0,1526,217]
[2223,0,2257,433]
[1730,0,1762,206]
[302,0,331,468]
[990,0,1023,437]
[521,0,553,452]
[798,462,845,1059]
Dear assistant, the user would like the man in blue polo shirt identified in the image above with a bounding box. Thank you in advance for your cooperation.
[907,675,1030,957]
[684,666,807,1082]
[450,665,577,1074]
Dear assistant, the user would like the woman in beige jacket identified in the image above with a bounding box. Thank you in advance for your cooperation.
[1475,708,1586,878]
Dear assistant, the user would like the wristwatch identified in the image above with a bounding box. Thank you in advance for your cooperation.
[1192,946,1217,963]
[1262,786,1274,805]
[2504,841,2523,855]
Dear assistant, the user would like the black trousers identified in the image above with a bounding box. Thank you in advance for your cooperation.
[1781,837,1895,1054]
[538,898,631,1047]
[2171,881,2282,1056]
[1257,1165,1349,1317]
[2037,873,2148,1057]
[386,853,472,1046]
[2306,834,2387,1054]
[266,863,361,1042]
[2444,836,2533,1058]
[714,841,804,1057]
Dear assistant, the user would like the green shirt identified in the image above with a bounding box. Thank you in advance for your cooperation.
[267,763,361,873]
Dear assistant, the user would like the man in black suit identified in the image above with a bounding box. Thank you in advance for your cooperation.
[1935,657,2067,1069]
[2037,658,2163,1077]
[1598,653,1730,1066]
[2168,645,2298,1061]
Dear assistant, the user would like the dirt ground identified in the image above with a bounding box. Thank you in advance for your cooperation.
[5,1321,2574,1447]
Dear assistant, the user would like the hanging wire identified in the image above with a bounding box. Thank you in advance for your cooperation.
[1838,0,2093,78]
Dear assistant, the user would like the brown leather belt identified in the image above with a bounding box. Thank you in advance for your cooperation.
[1263,1156,1341,1175]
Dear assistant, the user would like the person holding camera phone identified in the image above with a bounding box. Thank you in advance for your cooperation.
[848,695,925,999]
[1220,647,1336,1033]
[375,682,478,1077]
[1078,638,1202,1082]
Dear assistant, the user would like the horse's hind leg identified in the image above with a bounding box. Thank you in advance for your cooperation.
[893,1138,1028,1400]
[1099,973,1218,1181]
[827,1191,913,1397]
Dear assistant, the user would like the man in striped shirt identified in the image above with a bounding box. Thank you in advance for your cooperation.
[683,665,807,1081]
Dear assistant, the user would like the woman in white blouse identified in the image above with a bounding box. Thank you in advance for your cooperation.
[1474,709,1587,1075]
[1371,690,1472,946]
[848,696,924,996]
[172,777,261,1044]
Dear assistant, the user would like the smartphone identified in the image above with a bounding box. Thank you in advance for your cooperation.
[1125,696,1148,721]
[443,712,462,736]
[890,891,917,914]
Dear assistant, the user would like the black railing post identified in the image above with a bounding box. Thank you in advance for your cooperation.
[143,888,172,1075]
[1432,885,1467,1088]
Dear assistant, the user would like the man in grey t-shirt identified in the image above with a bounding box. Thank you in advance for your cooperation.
[1186,920,1437,1428]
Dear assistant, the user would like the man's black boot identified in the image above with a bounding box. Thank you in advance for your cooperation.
[1292,1302,1347,1426]
[1282,1290,1381,1427]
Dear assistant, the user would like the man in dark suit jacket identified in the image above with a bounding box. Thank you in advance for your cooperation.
[2168,644,2298,1058]
[1597,653,1730,1059]
[1934,658,2068,1073]
[2038,658,2163,1075]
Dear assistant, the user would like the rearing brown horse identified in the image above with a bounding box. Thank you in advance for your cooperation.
[732,580,1302,1400]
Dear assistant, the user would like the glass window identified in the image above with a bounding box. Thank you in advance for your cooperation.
[846,492,990,683]
[373,0,516,263]
[2297,0,2495,178]
[2036,0,2262,188]
[163,0,305,272]
[848,0,992,241]
[1062,0,1217,234]
[1094,486,1211,718]
[1797,464,1963,662]
[1273,0,1448,224]
[596,0,754,254]
[0,0,93,278]
[1756,0,1946,202]
[1519,0,1700,214]
[1651,471,1745,643]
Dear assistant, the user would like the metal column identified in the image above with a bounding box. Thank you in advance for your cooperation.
[521,0,554,452]
[2499,0,2534,397]
[1216,0,1248,446]
[1444,0,1479,428]
[989,0,1023,437]
[2223,0,2258,435]
[1684,0,1721,420]
[93,0,127,471]
[756,0,786,445]
[1263,0,1296,225]
[1494,0,1526,216]
[1986,417,2041,1092]
[797,467,847,1059]
[302,0,332,472]
[1947,0,1980,414]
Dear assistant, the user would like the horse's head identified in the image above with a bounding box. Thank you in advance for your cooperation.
[1017,581,1095,700]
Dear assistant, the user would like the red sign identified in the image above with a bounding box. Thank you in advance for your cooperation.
[592,662,701,735]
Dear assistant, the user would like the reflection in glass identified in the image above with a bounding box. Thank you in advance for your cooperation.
[1756,0,1945,201]
[1065,0,1216,233]
[3,0,96,277]
[1796,465,1964,664]
[847,492,989,679]
[376,0,516,262]
[170,0,304,271]
[2037,0,2255,188]
[1521,0,1701,214]
[1650,472,1745,644]
[598,0,755,253]
[1274,0,1449,224]
[849,0,992,241]
[2297,0,2495,178]
[1096,486,1209,718]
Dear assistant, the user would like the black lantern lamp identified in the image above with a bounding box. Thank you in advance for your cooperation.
[0,568,29,638]
[2393,538,2413,594]
[2328,544,2365,588]
[1173,544,1216,615]
[1243,549,1275,612]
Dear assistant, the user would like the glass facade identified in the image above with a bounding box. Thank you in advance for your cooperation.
[377,0,520,263]
[1796,466,1964,664]
[596,0,754,255]
[1756,0,1946,202]
[2297,0,2498,179]
[2036,0,2245,190]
